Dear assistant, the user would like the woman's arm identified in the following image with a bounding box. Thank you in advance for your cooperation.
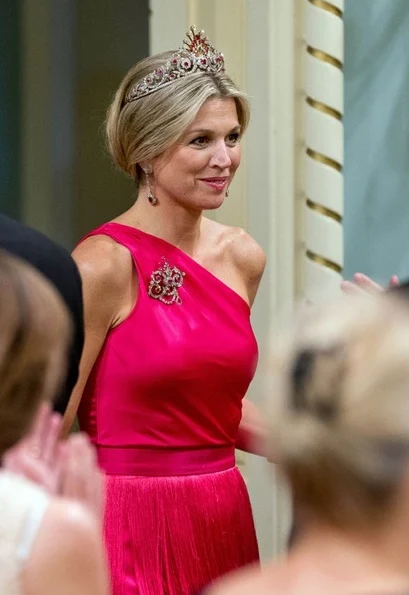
[236,398,268,456]
[61,236,135,435]
[228,228,268,456]
[227,227,266,308]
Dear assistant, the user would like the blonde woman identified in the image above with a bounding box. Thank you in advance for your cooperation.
[208,293,409,595]
[62,26,267,595]
[0,251,108,595]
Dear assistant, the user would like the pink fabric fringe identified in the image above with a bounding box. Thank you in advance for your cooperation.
[104,467,259,595]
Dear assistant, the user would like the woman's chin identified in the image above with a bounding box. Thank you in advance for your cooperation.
[173,191,228,212]
[200,194,228,211]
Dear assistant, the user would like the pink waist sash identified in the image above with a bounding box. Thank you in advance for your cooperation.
[96,445,236,477]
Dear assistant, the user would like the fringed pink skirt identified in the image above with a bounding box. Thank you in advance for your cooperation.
[100,446,259,595]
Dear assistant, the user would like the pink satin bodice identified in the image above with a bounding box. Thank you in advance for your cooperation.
[77,222,258,475]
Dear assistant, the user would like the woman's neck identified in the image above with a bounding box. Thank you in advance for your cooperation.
[277,520,409,594]
[114,197,205,256]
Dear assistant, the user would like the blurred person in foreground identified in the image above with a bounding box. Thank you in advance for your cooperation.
[0,250,108,595]
[207,293,409,595]
[0,213,84,414]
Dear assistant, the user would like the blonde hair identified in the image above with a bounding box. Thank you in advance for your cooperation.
[268,294,409,528]
[0,251,71,456]
[105,51,250,182]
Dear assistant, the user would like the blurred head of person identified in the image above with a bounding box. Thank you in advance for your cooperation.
[206,294,409,595]
[0,250,70,457]
[269,293,409,533]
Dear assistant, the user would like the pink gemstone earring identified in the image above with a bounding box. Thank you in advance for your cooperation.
[144,166,158,206]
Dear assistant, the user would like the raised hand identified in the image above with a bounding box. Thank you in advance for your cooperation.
[341,273,399,295]
[2,402,63,493]
[2,403,104,524]
[59,433,104,522]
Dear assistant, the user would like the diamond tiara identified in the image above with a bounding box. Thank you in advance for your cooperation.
[124,26,225,104]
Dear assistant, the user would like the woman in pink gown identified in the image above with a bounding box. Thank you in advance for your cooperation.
[63,26,267,595]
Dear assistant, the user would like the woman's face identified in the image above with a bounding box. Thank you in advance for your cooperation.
[152,97,241,211]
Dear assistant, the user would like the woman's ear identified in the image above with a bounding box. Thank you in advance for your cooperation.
[140,162,152,175]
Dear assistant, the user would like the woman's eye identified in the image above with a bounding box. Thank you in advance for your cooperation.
[191,136,209,147]
[226,133,240,145]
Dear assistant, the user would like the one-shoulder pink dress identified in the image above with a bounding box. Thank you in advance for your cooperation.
[78,222,259,595]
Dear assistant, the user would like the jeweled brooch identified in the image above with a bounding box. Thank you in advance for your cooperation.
[148,258,185,305]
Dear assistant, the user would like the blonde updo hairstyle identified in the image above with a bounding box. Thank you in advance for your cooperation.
[0,251,71,456]
[105,51,250,184]
[269,294,409,529]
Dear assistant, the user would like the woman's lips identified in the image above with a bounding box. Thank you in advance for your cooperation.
[199,177,228,191]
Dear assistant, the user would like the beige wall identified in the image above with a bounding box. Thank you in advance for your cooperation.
[20,0,150,246]
[74,0,150,240]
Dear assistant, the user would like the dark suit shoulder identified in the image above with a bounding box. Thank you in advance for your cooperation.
[0,213,79,284]
[0,214,84,413]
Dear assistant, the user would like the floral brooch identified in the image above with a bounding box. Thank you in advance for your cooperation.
[148,258,185,305]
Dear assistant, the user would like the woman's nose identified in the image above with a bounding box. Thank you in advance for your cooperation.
[209,142,232,169]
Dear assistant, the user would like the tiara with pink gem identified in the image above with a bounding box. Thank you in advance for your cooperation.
[124,26,225,104]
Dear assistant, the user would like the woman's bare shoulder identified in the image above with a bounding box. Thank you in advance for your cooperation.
[73,234,133,292]
[203,219,265,270]
[205,563,270,595]
[23,498,108,595]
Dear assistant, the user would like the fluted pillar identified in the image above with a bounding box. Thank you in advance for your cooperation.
[303,0,344,303]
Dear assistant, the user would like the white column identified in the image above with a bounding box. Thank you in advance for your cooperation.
[302,0,344,303]
[246,0,304,559]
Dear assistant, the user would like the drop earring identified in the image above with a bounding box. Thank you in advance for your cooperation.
[144,166,158,206]
[225,188,230,198]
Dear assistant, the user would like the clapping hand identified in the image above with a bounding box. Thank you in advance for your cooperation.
[2,402,63,493]
[2,402,103,521]
[59,432,104,522]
